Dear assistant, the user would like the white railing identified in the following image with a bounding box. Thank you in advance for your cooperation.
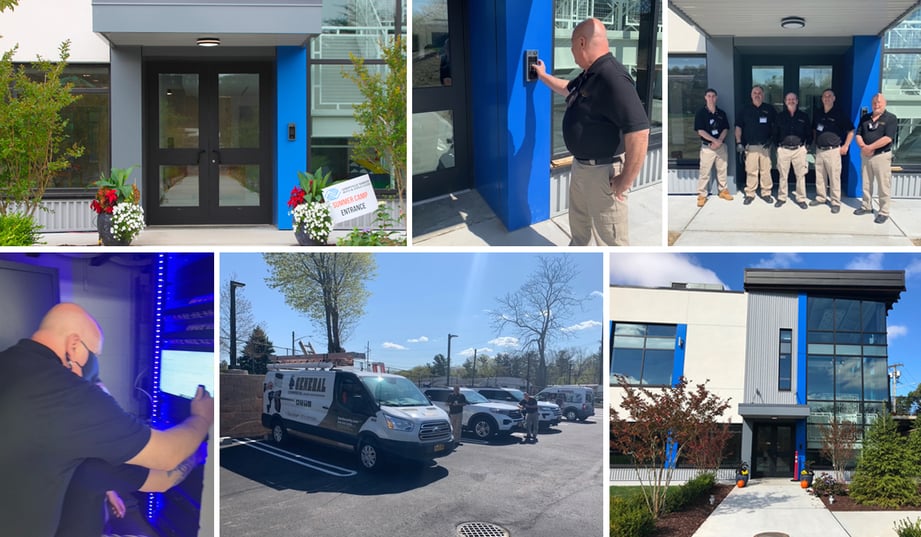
[610,466,738,484]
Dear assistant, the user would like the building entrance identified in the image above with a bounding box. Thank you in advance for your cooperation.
[753,423,795,478]
[145,61,274,225]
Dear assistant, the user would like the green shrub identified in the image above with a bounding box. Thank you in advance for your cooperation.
[0,213,42,245]
[895,517,921,537]
[665,472,715,513]
[850,412,921,507]
[610,494,654,537]
[812,472,848,497]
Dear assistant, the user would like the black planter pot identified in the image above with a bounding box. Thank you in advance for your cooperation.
[294,225,327,246]
[96,213,131,246]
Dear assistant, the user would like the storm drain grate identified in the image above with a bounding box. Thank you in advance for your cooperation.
[754,533,790,537]
[456,522,510,537]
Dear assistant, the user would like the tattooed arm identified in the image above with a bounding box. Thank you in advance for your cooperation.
[138,449,202,492]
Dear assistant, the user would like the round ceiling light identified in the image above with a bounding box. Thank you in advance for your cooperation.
[780,16,806,29]
[196,37,221,47]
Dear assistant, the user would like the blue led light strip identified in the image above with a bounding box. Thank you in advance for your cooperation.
[148,253,166,521]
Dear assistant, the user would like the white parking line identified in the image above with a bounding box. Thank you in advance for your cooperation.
[222,438,357,477]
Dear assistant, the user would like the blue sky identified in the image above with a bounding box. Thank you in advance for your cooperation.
[609,252,921,400]
[220,252,604,372]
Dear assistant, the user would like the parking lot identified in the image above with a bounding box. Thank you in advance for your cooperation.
[219,417,603,537]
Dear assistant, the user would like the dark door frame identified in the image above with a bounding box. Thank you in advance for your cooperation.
[144,60,275,225]
[752,422,795,478]
[412,0,472,201]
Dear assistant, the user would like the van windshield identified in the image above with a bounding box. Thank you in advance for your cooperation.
[361,376,431,407]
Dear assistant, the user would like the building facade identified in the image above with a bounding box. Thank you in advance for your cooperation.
[667,1,921,199]
[610,269,906,478]
[1,0,404,232]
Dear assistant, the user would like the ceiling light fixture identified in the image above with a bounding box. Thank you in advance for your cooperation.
[196,37,220,47]
[780,16,806,29]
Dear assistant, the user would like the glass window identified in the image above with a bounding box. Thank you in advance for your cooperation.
[610,322,676,386]
[807,355,834,401]
[551,0,661,157]
[835,357,862,400]
[862,358,888,401]
[834,299,862,332]
[21,65,111,190]
[667,55,707,163]
[412,110,455,175]
[778,329,792,391]
[752,67,784,109]
[798,66,832,120]
[883,9,921,167]
[412,0,450,88]
[861,302,886,333]
[807,297,835,330]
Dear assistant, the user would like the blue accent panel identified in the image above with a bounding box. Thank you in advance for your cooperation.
[847,36,882,199]
[797,293,807,405]
[672,324,687,387]
[468,0,553,230]
[665,437,678,469]
[795,419,807,476]
[276,46,308,230]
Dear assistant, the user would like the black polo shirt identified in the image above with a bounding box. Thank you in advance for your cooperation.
[857,110,898,154]
[735,102,776,145]
[813,106,854,148]
[775,108,812,147]
[562,53,649,160]
[694,106,729,144]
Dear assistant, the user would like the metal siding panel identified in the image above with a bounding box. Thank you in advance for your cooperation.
[745,293,799,406]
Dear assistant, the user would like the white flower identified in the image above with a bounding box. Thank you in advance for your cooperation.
[110,203,145,242]
[291,202,332,242]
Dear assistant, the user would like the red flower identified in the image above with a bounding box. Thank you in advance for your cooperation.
[90,187,122,214]
[287,186,307,209]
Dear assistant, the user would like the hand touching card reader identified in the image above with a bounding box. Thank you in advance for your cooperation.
[525,50,538,82]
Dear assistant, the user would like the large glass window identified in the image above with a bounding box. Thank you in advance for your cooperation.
[883,8,921,168]
[778,329,792,391]
[552,0,662,157]
[667,55,707,163]
[805,297,891,455]
[611,322,676,386]
[309,0,405,187]
[21,65,110,191]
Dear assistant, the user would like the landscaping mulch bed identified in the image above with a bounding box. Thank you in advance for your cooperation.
[819,493,921,512]
[653,484,734,537]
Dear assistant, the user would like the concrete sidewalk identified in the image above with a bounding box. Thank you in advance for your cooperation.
[669,192,921,247]
[412,183,663,247]
[38,226,360,247]
[693,478,921,537]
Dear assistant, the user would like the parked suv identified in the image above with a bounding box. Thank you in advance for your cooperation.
[424,387,523,439]
[536,385,595,421]
[474,387,562,430]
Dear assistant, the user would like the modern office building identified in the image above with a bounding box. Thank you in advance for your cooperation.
[667,1,921,199]
[610,269,906,478]
[1,0,404,232]
[412,0,662,231]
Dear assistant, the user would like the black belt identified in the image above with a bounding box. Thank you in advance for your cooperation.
[874,148,892,155]
[780,145,803,150]
[818,145,841,150]
[575,155,624,166]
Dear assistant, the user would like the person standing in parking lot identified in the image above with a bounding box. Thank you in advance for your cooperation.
[519,392,540,443]
[446,386,468,447]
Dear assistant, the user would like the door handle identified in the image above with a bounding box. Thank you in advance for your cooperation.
[211,150,221,164]
[196,150,206,163]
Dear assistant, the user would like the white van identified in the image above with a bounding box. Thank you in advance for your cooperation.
[262,365,454,470]
[536,385,595,421]
[423,387,523,439]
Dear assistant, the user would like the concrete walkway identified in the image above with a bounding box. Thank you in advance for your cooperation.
[693,478,921,537]
[670,192,921,247]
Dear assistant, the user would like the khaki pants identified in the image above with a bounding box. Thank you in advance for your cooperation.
[860,152,893,216]
[569,159,628,246]
[815,147,843,207]
[776,146,808,203]
[697,144,728,196]
[743,144,773,197]
[450,412,463,446]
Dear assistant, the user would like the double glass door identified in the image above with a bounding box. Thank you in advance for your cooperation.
[146,62,273,225]
[753,423,794,477]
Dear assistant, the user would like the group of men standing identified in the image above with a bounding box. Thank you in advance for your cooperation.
[696,85,897,224]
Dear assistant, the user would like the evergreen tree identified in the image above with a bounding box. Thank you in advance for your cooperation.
[849,411,920,507]
[239,326,275,375]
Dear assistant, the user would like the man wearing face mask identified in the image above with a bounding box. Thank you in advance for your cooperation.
[855,93,897,224]
[0,303,213,537]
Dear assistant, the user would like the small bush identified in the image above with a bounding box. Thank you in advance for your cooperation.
[0,213,42,245]
[895,517,921,537]
[610,494,654,537]
[666,472,715,513]
[812,472,848,498]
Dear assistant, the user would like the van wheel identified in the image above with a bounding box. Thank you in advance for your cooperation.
[358,438,381,471]
[471,416,496,439]
[271,419,287,444]
[565,409,578,421]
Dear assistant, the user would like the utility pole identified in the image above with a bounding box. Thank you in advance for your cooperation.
[889,362,904,413]
[229,280,246,369]
[446,333,458,386]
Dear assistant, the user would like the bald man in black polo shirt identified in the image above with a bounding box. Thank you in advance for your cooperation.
[533,18,650,246]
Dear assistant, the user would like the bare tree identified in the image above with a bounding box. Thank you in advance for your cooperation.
[263,253,375,353]
[220,273,256,363]
[489,256,584,388]
[818,418,860,482]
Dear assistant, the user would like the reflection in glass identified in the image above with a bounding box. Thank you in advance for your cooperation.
[752,67,783,109]
[862,302,885,333]
[642,349,673,386]
[159,165,198,206]
[159,74,199,149]
[799,66,832,120]
[835,357,862,401]
[412,110,455,174]
[219,74,259,148]
[611,347,643,384]
[412,0,450,88]
[862,358,888,401]
[807,297,835,330]
[807,355,834,400]
[835,299,861,332]
[219,165,260,206]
